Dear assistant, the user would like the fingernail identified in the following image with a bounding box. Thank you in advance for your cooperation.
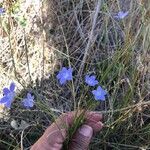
[79,125,93,137]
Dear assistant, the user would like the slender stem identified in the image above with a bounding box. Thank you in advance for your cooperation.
[20,130,24,150]
[57,17,76,110]
[24,30,32,83]
[75,0,102,90]
[8,11,25,87]
[94,100,150,114]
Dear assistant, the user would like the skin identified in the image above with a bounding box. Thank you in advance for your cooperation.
[31,111,103,150]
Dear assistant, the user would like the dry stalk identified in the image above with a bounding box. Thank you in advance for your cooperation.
[75,0,102,89]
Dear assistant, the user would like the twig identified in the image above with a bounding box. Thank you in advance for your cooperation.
[73,1,85,39]
[40,2,45,89]
[8,12,25,88]
[24,30,32,83]
[18,108,63,113]
[105,141,146,149]
[94,100,150,114]
[21,130,24,150]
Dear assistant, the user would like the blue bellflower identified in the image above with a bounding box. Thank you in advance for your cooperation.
[22,93,34,108]
[92,86,107,101]
[57,67,73,85]
[0,82,16,108]
[114,11,128,19]
[0,8,5,14]
[85,75,98,86]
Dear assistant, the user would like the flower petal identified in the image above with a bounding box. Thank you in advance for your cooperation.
[114,11,128,19]
[56,73,61,79]
[22,98,28,107]
[68,68,73,73]
[10,82,15,92]
[91,75,96,80]
[22,98,34,108]
[27,93,32,99]
[96,94,106,101]
[92,86,107,101]
[3,88,10,95]
[97,86,103,91]
[93,80,98,85]
[29,101,34,107]
[100,95,106,101]
[5,100,12,108]
[102,89,107,95]
[57,67,73,84]
[85,75,89,81]
[0,8,5,14]
[92,90,97,95]
[60,78,67,85]
[122,11,128,18]
[61,67,67,72]
[31,95,34,99]
[0,96,8,103]
[85,75,98,86]
[66,72,72,80]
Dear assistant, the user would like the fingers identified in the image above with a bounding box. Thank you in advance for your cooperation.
[50,112,103,136]
[46,129,66,149]
[31,129,66,150]
[46,129,66,145]
[85,112,103,133]
[30,136,50,150]
[31,111,103,150]
[42,111,103,150]
[68,112,103,150]
[55,111,102,130]
[69,125,93,150]
[86,121,103,133]
[86,112,103,122]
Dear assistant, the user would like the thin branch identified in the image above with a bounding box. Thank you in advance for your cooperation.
[8,12,25,88]
[94,100,150,114]
[24,30,32,83]
[21,130,24,150]
[40,1,45,88]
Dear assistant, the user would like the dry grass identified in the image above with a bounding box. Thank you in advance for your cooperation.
[0,0,57,91]
[0,0,150,149]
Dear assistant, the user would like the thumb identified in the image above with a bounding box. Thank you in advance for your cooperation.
[69,125,93,150]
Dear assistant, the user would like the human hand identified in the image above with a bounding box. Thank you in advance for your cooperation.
[31,111,103,150]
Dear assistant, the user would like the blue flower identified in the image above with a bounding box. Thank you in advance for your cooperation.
[0,82,16,108]
[85,75,98,86]
[0,8,5,14]
[22,93,34,108]
[92,86,107,101]
[114,11,128,19]
[56,67,73,85]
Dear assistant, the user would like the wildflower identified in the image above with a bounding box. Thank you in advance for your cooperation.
[0,82,16,108]
[56,67,73,85]
[0,8,5,14]
[114,11,128,19]
[85,75,98,86]
[22,93,34,108]
[92,86,107,101]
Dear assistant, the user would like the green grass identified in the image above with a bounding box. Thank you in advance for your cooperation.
[0,0,150,149]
